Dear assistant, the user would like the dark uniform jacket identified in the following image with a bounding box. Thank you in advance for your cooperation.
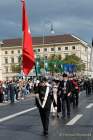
[58,80,72,98]
[36,84,52,110]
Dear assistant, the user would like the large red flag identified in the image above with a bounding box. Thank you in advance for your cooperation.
[22,0,35,75]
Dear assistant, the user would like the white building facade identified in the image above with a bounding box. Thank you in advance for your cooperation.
[0,34,91,80]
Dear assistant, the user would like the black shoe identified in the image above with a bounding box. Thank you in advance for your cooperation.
[76,104,78,108]
[43,131,48,136]
[57,114,59,118]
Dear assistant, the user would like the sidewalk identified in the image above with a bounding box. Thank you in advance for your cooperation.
[0,93,35,107]
[0,101,10,106]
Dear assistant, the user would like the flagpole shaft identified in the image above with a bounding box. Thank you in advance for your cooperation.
[35,63,38,78]
[21,0,24,76]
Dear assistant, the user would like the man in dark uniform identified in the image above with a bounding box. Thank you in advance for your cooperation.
[58,73,72,119]
[84,78,91,96]
[0,82,4,103]
[57,80,62,117]
[35,79,52,136]
[91,78,93,93]
[9,80,16,103]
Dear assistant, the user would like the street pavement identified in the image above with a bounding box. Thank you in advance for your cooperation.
[0,91,93,140]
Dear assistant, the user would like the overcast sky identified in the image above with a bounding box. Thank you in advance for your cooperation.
[0,0,93,43]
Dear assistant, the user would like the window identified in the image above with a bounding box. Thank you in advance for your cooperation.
[5,66,8,73]
[51,48,54,51]
[5,51,8,54]
[72,46,75,50]
[38,49,40,52]
[58,47,61,51]
[44,48,47,52]
[45,56,48,59]
[65,47,68,50]
[5,58,8,64]
[18,55,22,63]
[11,58,14,63]
[18,50,20,54]
[11,50,14,54]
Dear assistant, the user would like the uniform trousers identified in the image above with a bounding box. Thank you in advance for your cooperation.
[39,107,51,134]
[72,91,79,107]
[61,95,70,117]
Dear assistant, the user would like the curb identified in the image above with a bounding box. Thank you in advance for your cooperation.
[0,94,35,107]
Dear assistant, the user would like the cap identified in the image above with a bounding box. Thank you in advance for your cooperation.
[63,73,68,77]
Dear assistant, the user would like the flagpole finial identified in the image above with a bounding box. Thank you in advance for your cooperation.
[50,23,55,34]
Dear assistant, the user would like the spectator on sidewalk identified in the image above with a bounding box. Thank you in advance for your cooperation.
[0,82,4,103]
[9,80,16,103]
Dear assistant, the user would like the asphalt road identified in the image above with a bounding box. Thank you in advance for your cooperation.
[0,91,93,140]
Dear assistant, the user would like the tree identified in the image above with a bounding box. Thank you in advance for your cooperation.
[49,54,62,61]
[62,54,85,72]
[48,54,63,73]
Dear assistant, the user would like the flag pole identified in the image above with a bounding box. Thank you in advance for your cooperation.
[35,63,38,78]
[21,0,25,80]
[34,52,38,79]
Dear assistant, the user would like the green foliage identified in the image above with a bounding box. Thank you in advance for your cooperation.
[48,54,63,73]
[35,54,85,73]
[62,54,85,71]
[49,54,62,61]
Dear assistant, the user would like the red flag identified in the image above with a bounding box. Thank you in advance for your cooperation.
[22,0,35,75]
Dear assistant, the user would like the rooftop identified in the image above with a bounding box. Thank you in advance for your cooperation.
[1,34,80,47]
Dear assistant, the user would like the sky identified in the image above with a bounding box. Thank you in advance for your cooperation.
[0,0,93,43]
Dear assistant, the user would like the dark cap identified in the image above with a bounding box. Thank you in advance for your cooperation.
[63,73,68,77]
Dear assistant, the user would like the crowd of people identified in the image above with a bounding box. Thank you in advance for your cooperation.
[34,73,93,136]
[0,73,93,136]
[0,79,34,103]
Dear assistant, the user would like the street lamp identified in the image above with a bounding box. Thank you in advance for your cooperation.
[42,22,55,74]
[50,23,55,34]
[43,22,55,45]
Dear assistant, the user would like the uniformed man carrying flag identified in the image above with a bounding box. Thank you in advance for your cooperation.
[35,78,52,136]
